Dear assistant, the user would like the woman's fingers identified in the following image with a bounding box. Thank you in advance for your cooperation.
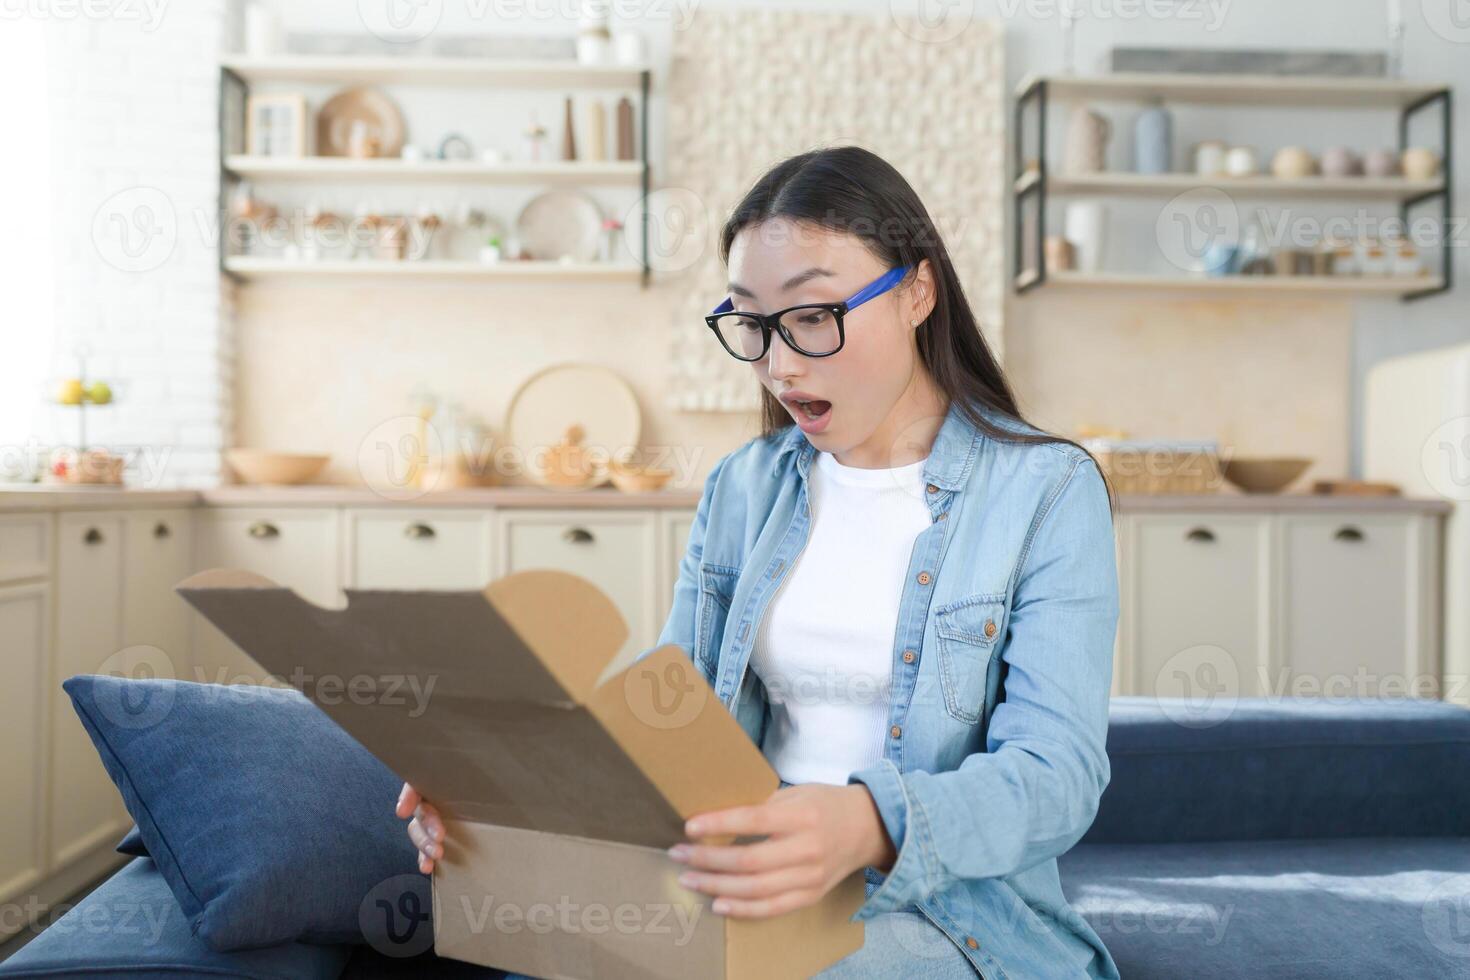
[407,817,440,859]
[395,783,420,820]
[676,864,825,901]
[669,834,817,874]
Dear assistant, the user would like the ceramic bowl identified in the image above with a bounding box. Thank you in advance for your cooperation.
[1222,457,1312,494]
[225,449,330,486]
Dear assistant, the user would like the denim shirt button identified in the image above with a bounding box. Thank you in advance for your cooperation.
[916,571,931,585]
[902,650,916,664]
[926,483,939,494]
[965,936,979,950]
[889,725,902,738]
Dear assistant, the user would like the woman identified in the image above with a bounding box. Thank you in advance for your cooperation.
[398,146,1121,979]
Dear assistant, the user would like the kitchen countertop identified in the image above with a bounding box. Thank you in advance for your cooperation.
[0,484,1454,514]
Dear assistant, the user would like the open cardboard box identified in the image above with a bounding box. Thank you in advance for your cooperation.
[176,567,865,979]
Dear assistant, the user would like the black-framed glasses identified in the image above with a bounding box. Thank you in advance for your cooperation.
[705,265,914,361]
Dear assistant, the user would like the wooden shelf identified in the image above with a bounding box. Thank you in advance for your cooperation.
[220,56,648,88]
[223,257,642,282]
[1019,270,1444,296]
[1019,171,1445,201]
[1015,72,1448,108]
[224,156,644,184]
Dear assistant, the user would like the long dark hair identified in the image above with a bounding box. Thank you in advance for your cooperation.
[718,145,1114,512]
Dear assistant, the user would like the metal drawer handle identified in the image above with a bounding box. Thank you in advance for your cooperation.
[247,521,280,540]
[563,527,595,545]
[83,527,104,545]
[1185,527,1215,543]
[404,522,436,540]
[154,522,171,539]
[1334,526,1365,543]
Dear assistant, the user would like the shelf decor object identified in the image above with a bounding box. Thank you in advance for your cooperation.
[217,55,653,286]
[1012,71,1452,303]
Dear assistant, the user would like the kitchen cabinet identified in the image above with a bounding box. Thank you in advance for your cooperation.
[495,509,659,677]
[345,509,493,590]
[1116,510,1442,701]
[194,508,341,685]
[51,513,130,869]
[0,582,49,905]
[121,510,195,677]
[0,513,51,584]
[1119,514,1270,700]
[1278,514,1440,698]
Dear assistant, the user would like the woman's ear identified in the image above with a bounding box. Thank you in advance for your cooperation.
[906,258,938,328]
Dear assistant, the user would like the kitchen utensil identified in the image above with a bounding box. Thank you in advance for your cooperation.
[609,459,673,494]
[1062,105,1112,174]
[1063,202,1107,273]
[1271,146,1315,179]
[1310,479,1400,497]
[1193,140,1227,176]
[1321,146,1363,178]
[316,87,404,158]
[515,190,604,262]
[562,97,577,161]
[1364,148,1400,177]
[1044,235,1076,272]
[225,449,330,486]
[1223,145,1259,176]
[1132,101,1172,174]
[1401,147,1441,180]
[615,97,635,161]
[1222,457,1312,494]
[505,363,641,489]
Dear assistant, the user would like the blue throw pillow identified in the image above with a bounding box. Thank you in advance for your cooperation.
[117,825,147,856]
[63,675,433,955]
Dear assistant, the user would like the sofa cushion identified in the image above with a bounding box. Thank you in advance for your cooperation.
[0,857,351,979]
[1086,696,1470,845]
[62,675,430,952]
[116,825,146,857]
[1059,836,1470,979]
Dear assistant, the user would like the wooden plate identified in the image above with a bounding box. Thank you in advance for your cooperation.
[506,364,641,488]
[316,87,405,158]
[515,190,604,262]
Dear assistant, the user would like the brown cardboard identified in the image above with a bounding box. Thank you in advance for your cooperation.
[176,567,865,979]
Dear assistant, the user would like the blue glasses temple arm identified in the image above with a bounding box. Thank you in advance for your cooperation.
[709,265,912,317]
[844,264,913,309]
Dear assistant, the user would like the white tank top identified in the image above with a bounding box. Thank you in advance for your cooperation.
[749,448,933,785]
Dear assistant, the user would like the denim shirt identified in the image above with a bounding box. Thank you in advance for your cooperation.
[643,397,1121,980]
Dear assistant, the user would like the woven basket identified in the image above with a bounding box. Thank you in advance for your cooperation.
[1089,444,1223,495]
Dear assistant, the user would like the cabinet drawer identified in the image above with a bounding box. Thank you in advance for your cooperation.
[0,582,48,903]
[1123,514,1269,699]
[495,511,657,676]
[0,514,52,584]
[347,510,492,590]
[1280,514,1423,696]
[195,509,341,685]
[122,510,195,673]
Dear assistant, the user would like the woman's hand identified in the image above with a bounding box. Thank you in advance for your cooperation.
[395,783,444,874]
[668,783,895,918]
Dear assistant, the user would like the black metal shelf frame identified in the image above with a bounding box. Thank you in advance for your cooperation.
[1011,77,1453,303]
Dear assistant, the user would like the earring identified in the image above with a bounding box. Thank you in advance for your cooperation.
[910,319,919,326]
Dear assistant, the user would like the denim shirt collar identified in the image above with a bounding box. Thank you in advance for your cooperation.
[769,397,982,491]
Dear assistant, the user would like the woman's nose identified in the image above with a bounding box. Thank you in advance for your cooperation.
[765,332,802,380]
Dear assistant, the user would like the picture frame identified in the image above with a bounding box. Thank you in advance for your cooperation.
[244,93,308,157]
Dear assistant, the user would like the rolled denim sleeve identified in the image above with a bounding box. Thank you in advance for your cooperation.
[847,455,1118,918]
[631,450,731,666]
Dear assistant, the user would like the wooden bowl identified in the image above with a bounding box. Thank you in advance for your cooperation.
[1222,457,1312,494]
[226,449,330,486]
[609,461,672,494]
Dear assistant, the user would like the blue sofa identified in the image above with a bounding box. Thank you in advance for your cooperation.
[4,696,1467,978]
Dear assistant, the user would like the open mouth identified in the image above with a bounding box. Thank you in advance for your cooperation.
[793,398,832,421]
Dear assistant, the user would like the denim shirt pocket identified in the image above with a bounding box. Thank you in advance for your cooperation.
[933,592,1009,725]
[695,563,740,674]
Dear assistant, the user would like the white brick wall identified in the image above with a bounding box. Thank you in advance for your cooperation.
[35,2,231,488]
